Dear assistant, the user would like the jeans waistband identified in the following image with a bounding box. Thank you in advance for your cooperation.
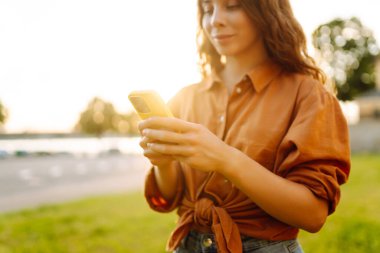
[188,230,281,248]
[179,230,303,253]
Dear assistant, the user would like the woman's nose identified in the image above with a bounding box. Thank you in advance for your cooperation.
[210,7,226,27]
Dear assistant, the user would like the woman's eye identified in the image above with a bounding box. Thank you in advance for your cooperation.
[226,4,241,10]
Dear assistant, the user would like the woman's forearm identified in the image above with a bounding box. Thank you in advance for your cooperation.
[154,161,180,202]
[220,147,328,233]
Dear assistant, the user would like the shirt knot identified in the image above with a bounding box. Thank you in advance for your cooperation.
[194,198,214,227]
[166,196,243,253]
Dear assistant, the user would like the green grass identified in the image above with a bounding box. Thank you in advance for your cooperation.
[0,154,379,253]
[0,193,176,253]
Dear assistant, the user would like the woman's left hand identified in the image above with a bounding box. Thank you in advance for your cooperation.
[138,117,232,173]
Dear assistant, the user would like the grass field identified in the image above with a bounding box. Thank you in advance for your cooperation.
[0,154,379,253]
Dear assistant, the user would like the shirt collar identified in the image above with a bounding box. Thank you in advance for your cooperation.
[201,70,222,91]
[200,60,283,93]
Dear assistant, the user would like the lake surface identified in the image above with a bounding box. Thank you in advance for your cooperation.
[0,136,142,157]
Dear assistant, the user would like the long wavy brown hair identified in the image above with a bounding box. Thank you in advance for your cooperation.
[196,0,326,83]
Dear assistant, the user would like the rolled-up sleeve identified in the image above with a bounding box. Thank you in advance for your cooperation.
[144,161,184,212]
[275,79,350,214]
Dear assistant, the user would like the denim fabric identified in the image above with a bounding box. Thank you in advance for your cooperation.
[174,230,304,253]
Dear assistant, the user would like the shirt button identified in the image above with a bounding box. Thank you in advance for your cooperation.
[219,115,225,123]
[202,237,213,248]
[236,87,242,94]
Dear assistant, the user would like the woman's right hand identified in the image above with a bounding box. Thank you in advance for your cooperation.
[139,136,175,168]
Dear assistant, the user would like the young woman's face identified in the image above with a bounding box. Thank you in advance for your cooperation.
[201,0,262,57]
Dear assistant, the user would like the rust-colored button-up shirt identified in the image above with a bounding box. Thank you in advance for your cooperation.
[144,61,350,253]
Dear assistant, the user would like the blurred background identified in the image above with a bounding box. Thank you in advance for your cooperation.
[0,0,379,252]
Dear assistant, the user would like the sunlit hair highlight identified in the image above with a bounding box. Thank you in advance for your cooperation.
[196,0,326,83]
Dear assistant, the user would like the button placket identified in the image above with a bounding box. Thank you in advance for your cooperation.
[219,115,225,123]
[217,85,229,140]
[215,111,227,139]
[218,113,227,140]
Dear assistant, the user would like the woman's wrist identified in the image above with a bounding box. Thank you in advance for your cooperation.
[217,146,242,177]
[153,160,179,201]
[154,160,175,171]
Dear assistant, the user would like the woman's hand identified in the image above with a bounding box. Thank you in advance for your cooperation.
[139,132,175,168]
[138,117,232,173]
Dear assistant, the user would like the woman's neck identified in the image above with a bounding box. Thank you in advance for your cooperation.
[221,47,269,93]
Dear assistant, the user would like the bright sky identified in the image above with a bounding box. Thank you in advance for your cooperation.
[0,0,379,133]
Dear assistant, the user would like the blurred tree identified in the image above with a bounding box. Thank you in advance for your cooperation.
[118,111,140,136]
[74,97,140,136]
[0,100,8,126]
[312,17,379,100]
[75,97,120,137]
[109,110,140,136]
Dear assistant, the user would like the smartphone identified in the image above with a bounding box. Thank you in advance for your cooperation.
[128,90,174,119]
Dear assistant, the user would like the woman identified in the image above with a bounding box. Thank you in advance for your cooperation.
[139,0,350,252]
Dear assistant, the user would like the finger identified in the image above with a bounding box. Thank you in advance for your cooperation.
[139,136,154,148]
[142,129,189,144]
[137,121,145,134]
[139,137,147,148]
[147,143,193,156]
[139,117,197,133]
[140,135,176,149]
[143,149,173,159]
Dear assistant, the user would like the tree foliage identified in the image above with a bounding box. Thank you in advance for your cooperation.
[312,17,379,101]
[0,100,8,125]
[75,97,139,136]
[75,97,118,136]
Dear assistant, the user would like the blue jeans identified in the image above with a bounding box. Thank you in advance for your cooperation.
[174,230,304,253]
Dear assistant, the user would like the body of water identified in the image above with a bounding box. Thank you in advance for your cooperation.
[0,136,142,157]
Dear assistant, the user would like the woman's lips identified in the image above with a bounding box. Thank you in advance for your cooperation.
[212,34,234,42]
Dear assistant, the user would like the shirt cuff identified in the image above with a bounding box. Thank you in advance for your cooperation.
[285,161,348,214]
[144,163,184,212]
